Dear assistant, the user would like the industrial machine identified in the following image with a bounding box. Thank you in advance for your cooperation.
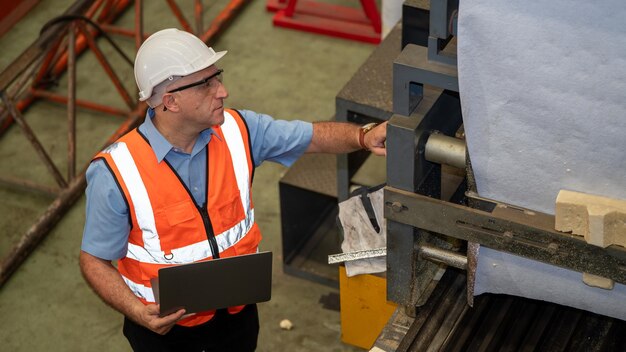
[378,1,626,350]
[281,0,626,350]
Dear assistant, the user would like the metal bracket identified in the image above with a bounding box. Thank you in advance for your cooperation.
[385,186,626,285]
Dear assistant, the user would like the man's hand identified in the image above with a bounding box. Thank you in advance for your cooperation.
[134,304,187,335]
[364,122,387,156]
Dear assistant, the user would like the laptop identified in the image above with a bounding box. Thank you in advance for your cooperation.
[151,251,272,316]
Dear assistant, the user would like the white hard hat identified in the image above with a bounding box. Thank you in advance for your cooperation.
[134,28,227,101]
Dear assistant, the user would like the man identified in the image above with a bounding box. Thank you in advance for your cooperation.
[80,28,386,351]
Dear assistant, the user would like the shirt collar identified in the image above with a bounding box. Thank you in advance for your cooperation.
[139,108,220,162]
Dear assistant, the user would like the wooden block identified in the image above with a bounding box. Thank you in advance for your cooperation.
[582,272,614,290]
[555,190,626,248]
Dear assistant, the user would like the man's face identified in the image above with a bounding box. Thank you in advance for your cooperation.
[166,65,228,130]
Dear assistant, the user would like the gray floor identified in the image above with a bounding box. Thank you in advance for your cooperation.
[0,1,376,351]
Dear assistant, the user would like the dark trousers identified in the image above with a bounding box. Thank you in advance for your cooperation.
[123,304,259,352]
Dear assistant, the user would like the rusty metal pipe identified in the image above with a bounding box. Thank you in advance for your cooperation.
[0,0,94,135]
[195,0,203,35]
[30,89,129,117]
[76,22,134,109]
[67,23,77,182]
[135,0,143,50]
[1,92,67,188]
[0,53,47,133]
[200,0,249,44]
[51,0,131,77]
[0,0,93,92]
[0,174,86,288]
[0,176,60,198]
[167,0,193,33]
[97,23,135,37]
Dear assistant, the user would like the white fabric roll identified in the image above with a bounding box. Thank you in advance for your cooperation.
[457,0,626,319]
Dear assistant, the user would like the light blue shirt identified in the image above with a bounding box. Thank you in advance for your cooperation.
[81,109,312,260]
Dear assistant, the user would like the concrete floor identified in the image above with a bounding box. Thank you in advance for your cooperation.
[0,1,377,351]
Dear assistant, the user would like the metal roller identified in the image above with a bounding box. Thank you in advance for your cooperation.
[418,244,467,270]
[424,133,466,169]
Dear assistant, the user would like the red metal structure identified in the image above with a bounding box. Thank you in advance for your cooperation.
[267,0,381,44]
[0,0,40,37]
[0,0,249,287]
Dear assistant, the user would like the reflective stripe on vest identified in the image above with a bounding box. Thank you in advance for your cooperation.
[221,110,251,214]
[106,142,162,254]
[102,111,253,264]
[125,207,255,264]
[121,274,155,302]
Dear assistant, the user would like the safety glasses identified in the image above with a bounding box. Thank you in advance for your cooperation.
[167,69,224,93]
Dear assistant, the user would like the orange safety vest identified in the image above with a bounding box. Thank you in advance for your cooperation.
[93,109,261,327]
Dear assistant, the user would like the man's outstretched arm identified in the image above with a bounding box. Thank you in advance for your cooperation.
[306,121,387,156]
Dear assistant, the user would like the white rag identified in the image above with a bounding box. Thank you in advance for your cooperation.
[338,188,387,277]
